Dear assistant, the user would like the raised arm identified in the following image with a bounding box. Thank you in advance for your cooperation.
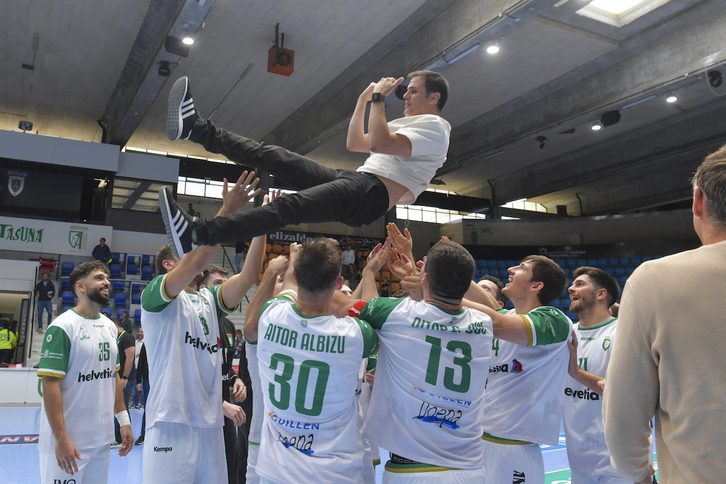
[461,298,529,345]
[368,77,412,156]
[463,281,500,310]
[347,83,375,153]
[165,173,260,298]
[243,255,290,343]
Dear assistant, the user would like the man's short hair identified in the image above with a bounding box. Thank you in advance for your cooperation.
[120,310,128,318]
[424,240,475,303]
[693,144,726,228]
[1,319,9,330]
[69,261,110,297]
[522,255,567,306]
[407,70,449,111]
[480,274,509,307]
[155,245,175,275]
[573,266,620,307]
[294,238,343,295]
[201,265,229,287]
[100,238,106,242]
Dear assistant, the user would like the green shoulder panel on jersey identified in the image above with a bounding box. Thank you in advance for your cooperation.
[259,293,295,319]
[37,326,72,378]
[205,284,237,321]
[359,297,406,330]
[353,318,379,358]
[366,353,378,372]
[141,274,173,313]
[524,306,571,346]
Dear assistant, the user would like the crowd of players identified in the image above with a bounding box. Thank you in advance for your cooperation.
[34,67,726,484]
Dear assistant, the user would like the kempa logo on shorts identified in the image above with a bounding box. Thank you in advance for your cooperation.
[513,469,525,484]
[153,446,173,452]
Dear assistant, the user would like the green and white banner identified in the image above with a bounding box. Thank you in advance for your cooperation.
[0,216,112,257]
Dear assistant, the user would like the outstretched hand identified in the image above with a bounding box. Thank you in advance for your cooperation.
[365,238,392,274]
[388,247,417,279]
[219,171,261,216]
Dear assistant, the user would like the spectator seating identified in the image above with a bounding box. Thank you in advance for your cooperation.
[61,278,70,290]
[110,264,122,278]
[62,306,73,313]
[117,308,128,319]
[112,280,125,292]
[100,307,112,318]
[141,266,154,280]
[134,309,141,321]
[62,291,75,306]
[131,293,141,305]
[109,253,121,264]
[127,264,139,276]
[61,262,74,275]
[114,293,127,308]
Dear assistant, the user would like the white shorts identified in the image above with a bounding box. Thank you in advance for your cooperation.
[39,445,111,484]
[246,442,260,484]
[570,468,632,484]
[143,421,226,484]
[481,438,544,484]
[382,465,485,484]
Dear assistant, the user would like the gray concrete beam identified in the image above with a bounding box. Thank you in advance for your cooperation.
[439,0,726,176]
[100,0,216,146]
[263,0,556,153]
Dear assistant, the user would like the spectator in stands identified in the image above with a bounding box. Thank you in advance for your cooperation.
[132,327,145,410]
[92,238,111,264]
[477,274,508,309]
[199,265,248,484]
[379,276,390,297]
[0,319,17,364]
[112,319,135,447]
[35,271,55,333]
[341,244,355,276]
[234,240,249,274]
[187,203,198,216]
[134,325,149,446]
[604,146,726,483]
[117,310,132,335]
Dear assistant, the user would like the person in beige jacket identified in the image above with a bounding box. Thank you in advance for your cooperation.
[603,145,726,483]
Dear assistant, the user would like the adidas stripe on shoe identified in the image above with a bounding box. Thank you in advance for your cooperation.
[167,76,198,141]
[159,186,199,258]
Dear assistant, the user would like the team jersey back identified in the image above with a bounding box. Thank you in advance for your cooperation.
[483,306,572,446]
[141,274,232,428]
[256,294,378,484]
[359,297,493,469]
[564,317,621,476]
[38,310,118,451]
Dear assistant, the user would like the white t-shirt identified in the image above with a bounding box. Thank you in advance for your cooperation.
[245,341,264,445]
[38,309,119,452]
[135,338,144,368]
[564,317,623,477]
[342,249,356,266]
[482,306,572,446]
[358,114,451,204]
[141,273,236,428]
[256,293,378,484]
[358,297,493,470]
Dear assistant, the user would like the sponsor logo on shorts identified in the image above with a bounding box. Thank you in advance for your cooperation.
[269,412,320,431]
[513,469,525,483]
[153,446,173,453]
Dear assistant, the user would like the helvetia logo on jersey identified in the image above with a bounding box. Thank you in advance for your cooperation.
[77,367,115,382]
[564,387,600,400]
[184,331,220,354]
[602,336,611,351]
[510,359,523,373]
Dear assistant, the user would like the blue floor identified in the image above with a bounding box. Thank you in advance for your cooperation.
[0,405,602,483]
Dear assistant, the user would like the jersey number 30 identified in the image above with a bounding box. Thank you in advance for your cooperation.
[268,353,330,417]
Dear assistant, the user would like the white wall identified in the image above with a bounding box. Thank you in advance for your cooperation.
[0,369,42,405]
[111,230,168,257]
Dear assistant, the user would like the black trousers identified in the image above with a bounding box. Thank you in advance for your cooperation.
[190,119,390,245]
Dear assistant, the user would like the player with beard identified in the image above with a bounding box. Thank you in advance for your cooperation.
[37,261,133,483]
[564,267,627,483]
[141,172,272,484]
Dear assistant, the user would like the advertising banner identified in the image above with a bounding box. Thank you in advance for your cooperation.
[0,216,113,257]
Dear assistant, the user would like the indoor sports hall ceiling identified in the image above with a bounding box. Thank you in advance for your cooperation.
[3,0,726,217]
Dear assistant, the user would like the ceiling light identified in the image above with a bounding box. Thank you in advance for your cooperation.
[182,37,195,45]
[589,0,649,15]
[666,94,677,103]
[592,123,602,131]
[486,42,500,54]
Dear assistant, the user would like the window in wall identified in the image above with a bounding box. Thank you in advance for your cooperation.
[575,0,672,27]
[111,178,167,212]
